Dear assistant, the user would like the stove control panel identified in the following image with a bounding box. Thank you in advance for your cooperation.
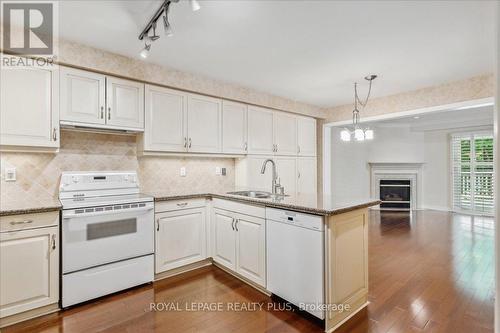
[59,171,140,197]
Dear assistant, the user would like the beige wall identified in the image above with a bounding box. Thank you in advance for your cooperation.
[323,74,494,123]
[0,132,235,209]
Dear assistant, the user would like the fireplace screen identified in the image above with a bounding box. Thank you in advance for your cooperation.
[379,179,411,210]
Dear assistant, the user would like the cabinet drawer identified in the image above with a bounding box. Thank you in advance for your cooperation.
[0,211,59,233]
[212,198,265,219]
[155,198,207,213]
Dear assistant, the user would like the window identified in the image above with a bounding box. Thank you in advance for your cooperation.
[451,132,494,215]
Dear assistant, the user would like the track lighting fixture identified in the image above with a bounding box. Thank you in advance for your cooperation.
[139,43,151,59]
[340,75,377,142]
[138,0,201,58]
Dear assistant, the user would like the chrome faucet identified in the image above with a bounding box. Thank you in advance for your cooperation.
[260,159,284,195]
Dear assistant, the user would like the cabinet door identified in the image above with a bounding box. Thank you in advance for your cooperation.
[144,85,187,152]
[235,213,266,287]
[0,60,59,148]
[212,209,236,270]
[274,112,297,156]
[276,157,297,198]
[297,157,317,203]
[187,94,222,153]
[222,101,247,154]
[247,106,274,155]
[297,117,317,156]
[106,77,144,129]
[0,226,59,318]
[155,208,206,273]
[60,67,106,125]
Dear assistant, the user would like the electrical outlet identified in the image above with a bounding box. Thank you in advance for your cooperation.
[215,167,221,175]
[180,167,186,177]
[4,167,16,181]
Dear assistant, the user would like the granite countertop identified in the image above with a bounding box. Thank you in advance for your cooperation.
[0,199,62,217]
[0,190,380,217]
[148,190,381,216]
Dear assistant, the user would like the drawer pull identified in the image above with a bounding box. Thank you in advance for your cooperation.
[9,220,33,225]
[51,234,56,250]
[176,202,188,207]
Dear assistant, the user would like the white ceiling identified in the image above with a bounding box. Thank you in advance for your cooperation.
[368,104,494,131]
[59,0,495,107]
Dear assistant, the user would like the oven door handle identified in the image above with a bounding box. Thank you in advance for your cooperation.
[63,206,154,219]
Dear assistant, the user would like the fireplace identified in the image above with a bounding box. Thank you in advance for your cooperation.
[379,179,411,210]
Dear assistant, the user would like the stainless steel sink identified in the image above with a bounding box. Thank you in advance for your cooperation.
[226,190,287,199]
[227,190,273,198]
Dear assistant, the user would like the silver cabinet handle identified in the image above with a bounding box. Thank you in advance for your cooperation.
[184,137,187,148]
[156,218,160,231]
[298,171,301,179]
[52,128,57,141]
[244,142,248,151]
[235,219,239,232]
[9,220,33,225]
[51,234,56,250]
[100,106,104,119]
[176,202,188,207]
[108,107,111,120]
[231,218,235,231]
[188,138,192,148]
[298,145,301,154]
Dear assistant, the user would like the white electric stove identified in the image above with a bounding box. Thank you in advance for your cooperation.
[59,171,154,308]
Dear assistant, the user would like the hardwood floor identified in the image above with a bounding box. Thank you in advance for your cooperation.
[3,210,494,333]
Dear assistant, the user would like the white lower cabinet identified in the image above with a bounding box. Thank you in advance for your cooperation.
[155,207,207,273]
[212,201,266,287]
[0,212,59,319]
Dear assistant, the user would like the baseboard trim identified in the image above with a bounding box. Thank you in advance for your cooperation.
[0,303,59,328]
[326,301,369,333]
[154,259,213,281]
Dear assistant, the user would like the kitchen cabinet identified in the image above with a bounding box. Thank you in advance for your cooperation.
[60,67,144,131]
[212,201,266,287]
[0,212,59,319]
[144,85,187,152]
[247,106,274,155]
[222,101,247,154]
[274,112,297,156]
[297,157,318,203]
[276,157,297,198]
[155,207,207,273]
[297,117,317,156]
[212,208,237,270]
[0,58,59,149]
[60,67,106,125]
[187,94,222,153]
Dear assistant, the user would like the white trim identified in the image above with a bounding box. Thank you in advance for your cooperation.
[326,301,369,333]
[322,125,332,200]
[324,97,494,128]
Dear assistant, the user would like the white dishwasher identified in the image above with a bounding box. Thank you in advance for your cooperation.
[266,208,324,319]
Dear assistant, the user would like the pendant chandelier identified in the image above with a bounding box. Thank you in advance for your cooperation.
[340,75,377,142]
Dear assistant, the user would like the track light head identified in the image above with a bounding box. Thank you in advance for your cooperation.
[364,74,377,81]
[139,43,151,59]
[163,15,173,37]
[190,0,201,11]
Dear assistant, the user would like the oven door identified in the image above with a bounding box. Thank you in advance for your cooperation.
[62,202,154,274]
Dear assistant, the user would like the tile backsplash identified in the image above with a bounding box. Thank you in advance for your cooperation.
[0,131,235,208]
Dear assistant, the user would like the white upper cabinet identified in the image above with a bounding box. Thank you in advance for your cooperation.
[60,67,105,125]
[187,94,222,153]
[297,157,317,202]
[144,85,187,152]
[59,67,144,131]
[1,60,59,149]
[106,77,144,130]
[247,106,274,155]
[222,101,247,154]
[297,117,317,156]
[274,112,297,156]
[276,157,297,198]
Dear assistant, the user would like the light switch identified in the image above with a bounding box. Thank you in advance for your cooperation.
[221,168,226,176]
[5,167,16,181]
[180,167,186,177]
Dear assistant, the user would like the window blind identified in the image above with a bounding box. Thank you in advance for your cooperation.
[451,132,494,215]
